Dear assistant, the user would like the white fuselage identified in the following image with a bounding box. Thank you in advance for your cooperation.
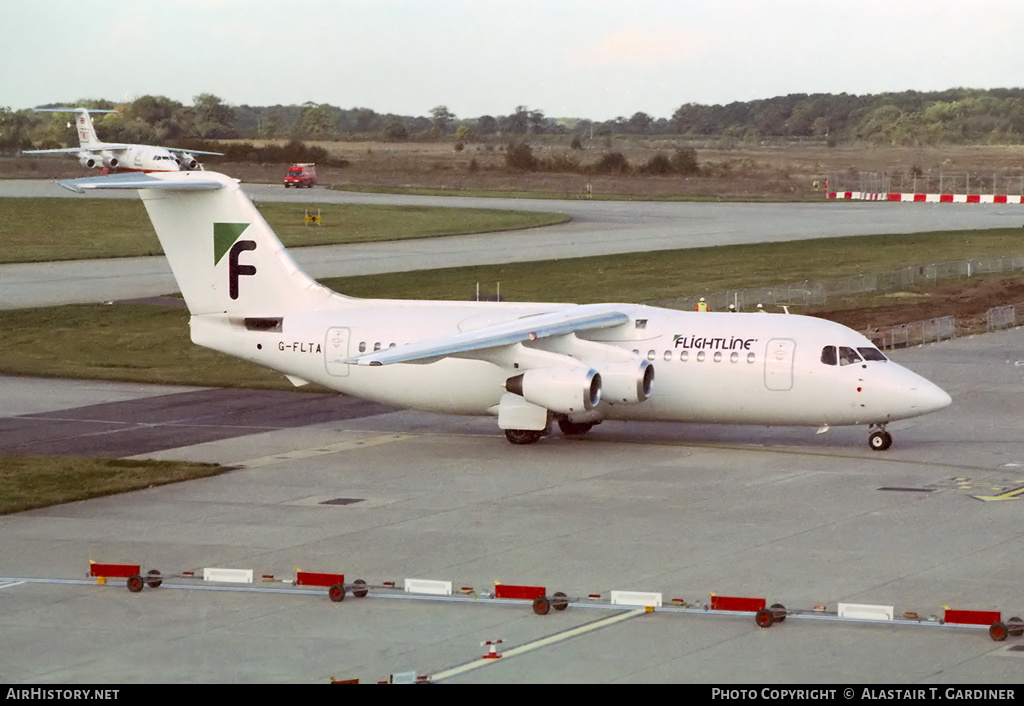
[191,300,950,429]
[78,145,183,172]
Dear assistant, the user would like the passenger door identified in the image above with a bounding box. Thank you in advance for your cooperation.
[764,338,795,391]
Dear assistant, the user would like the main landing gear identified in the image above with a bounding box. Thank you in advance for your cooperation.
[505,429,545,445]
[557,418,596,437]
[505,417,600,445]
[868,424,893,451]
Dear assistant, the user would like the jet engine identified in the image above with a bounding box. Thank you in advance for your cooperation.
[599,359,654,404]
[505,367,601,414]
[177,153,199,170]
[100,152,119,169]
[79,154,99,169]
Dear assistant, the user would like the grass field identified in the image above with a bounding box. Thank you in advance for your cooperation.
[0,456,225,515]
[0,198,568,263]
[192,141,1024,200]
[10,141,1024,201]
[320,227,1024,304]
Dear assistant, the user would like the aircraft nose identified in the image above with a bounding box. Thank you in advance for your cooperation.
[906,375,952,415]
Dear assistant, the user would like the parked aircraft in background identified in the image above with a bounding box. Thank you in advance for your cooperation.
[23,108,221,173]
[59,171,951,450]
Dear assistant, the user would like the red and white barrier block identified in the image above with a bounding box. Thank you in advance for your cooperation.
[828,191,1024,204]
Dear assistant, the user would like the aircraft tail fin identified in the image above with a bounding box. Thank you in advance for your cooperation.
[59,171,347,316]
[73,109,103,148]
[33,107,116,149]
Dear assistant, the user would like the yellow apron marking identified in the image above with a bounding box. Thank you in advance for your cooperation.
[973,485,1024,502]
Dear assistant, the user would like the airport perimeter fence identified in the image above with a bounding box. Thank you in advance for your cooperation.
[827,171,1024,196]
[647,255,1024,348]
[867,317,957,349]
[986,301,1024,332]
[648,255,1024,314]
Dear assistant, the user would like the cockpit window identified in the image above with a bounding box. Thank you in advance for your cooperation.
[838,346,862,366]
[820,345,837,366]
[858,347,887,362]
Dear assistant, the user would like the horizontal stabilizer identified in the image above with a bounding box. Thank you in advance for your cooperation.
[348,304,631,366]
[33,107,118,114]
[58,172,226,193]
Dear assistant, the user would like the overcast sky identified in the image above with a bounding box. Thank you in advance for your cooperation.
[5,0,1024,121]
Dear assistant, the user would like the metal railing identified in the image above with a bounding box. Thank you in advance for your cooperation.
[868,317,957,350]
[643,256,1024,349]
[827,172,1024,196]
[647,255,1024,313]
[986,302,1024,332]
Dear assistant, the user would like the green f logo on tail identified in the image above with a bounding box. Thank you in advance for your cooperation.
[214,223,256,300]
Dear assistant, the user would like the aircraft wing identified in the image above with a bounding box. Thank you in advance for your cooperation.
[165,147,224,156]
[347,304,631,366]
[23,145,129,154]
[58,172,226,192]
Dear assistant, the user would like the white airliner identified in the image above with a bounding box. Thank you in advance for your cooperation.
[59,171,952,450]
[24,108,221,173]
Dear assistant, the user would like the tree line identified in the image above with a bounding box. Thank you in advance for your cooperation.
[5,87,1024,155]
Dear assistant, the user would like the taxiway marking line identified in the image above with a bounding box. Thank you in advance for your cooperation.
[232,433,415,468]
[973,485,1024,502]
[432,608,647,682]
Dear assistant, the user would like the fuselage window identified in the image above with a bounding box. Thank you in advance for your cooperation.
[389,342,396,348]
[358,341,366,353]
[821,345,837,366]
[730,351,739,363]
[838,346,862,366]
[664,350,673,361]
[632,349,640,356]
[747,352,755,363]
[858,347,887,361]
[647,350,656,361]
[696,351,706,362]
[680,350,689,362]
[713,351,722,362]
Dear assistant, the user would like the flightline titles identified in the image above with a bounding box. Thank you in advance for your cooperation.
[711,688,1016,701]
[673,334,757,350]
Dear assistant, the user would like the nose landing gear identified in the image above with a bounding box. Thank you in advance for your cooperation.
[868,425,893,451]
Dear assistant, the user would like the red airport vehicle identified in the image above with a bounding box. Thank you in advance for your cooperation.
[284,163,317,188]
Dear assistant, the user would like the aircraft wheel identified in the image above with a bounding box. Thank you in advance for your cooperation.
[989,621,1008,642]
[770,602,787,623]
[1006,616,1024,637]
[505,429,543,445]
[869,430,892,451]
[532,597,551,615]
[755,608,774,628]
[352,579,368,598]
[552,591,569,611]
[145,569,163,589]
[329,584,346,602]
[126,575,145,593]
[558,419,594,436]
